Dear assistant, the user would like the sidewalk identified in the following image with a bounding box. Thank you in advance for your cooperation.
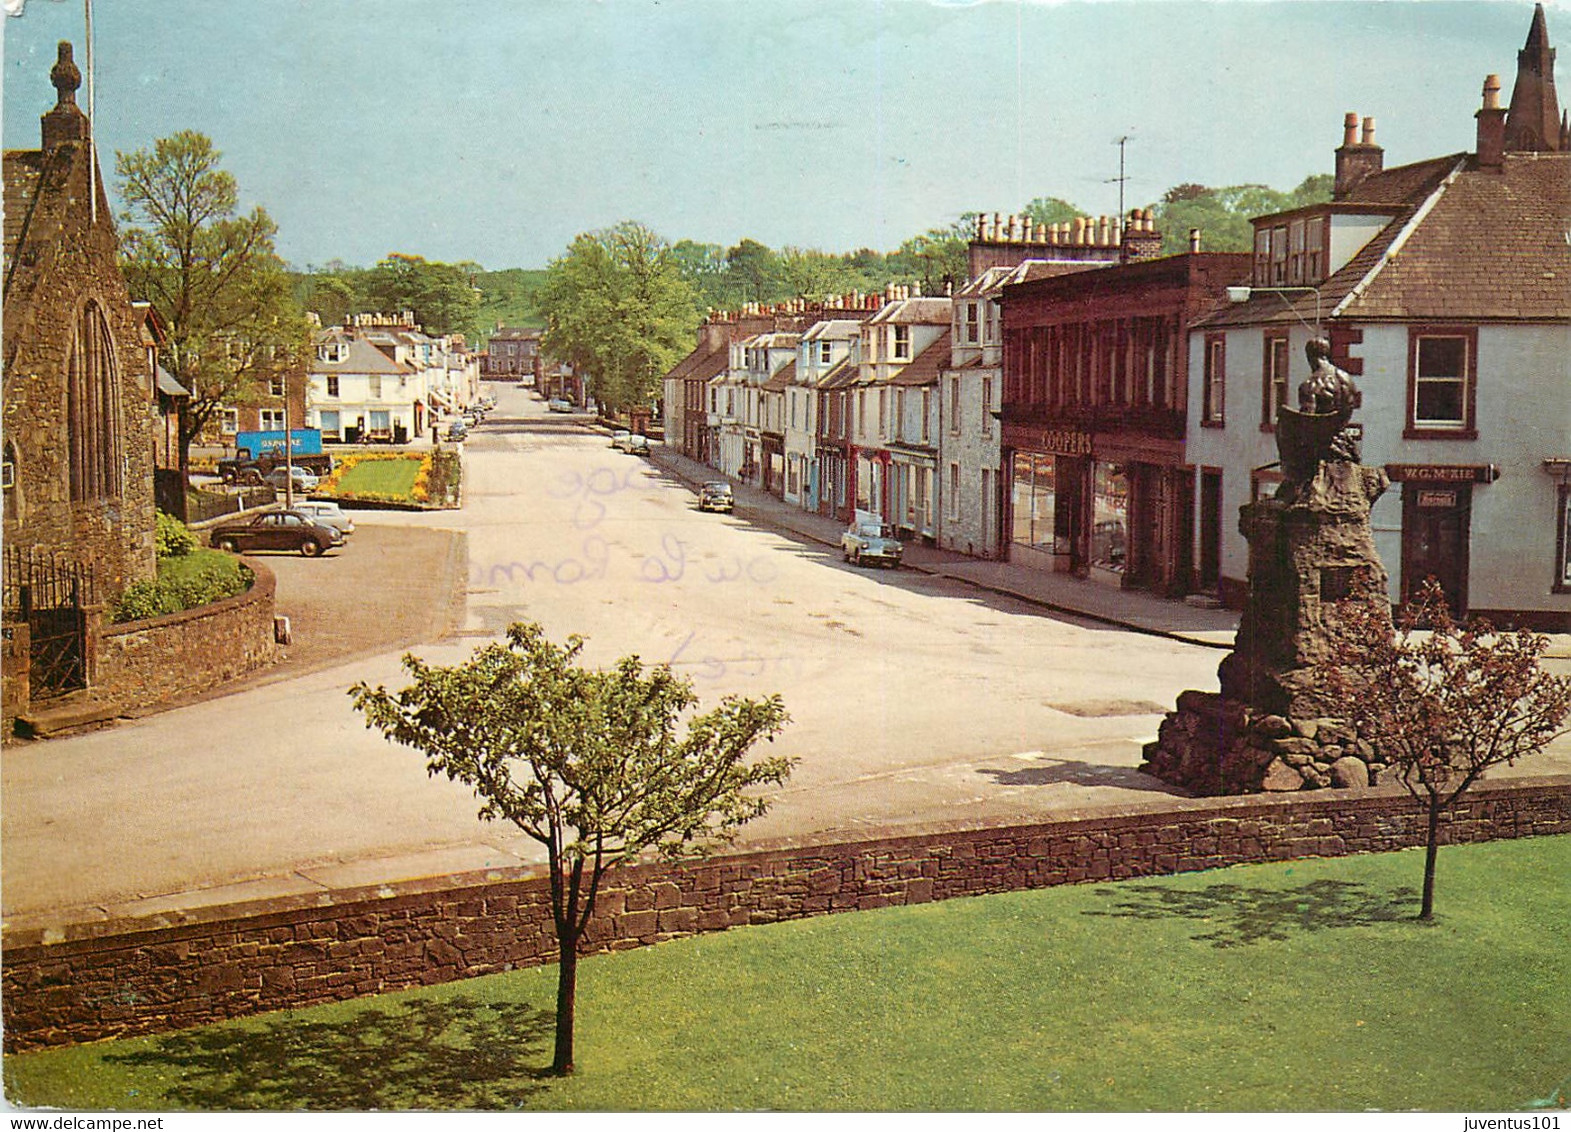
[648,446,1239,650]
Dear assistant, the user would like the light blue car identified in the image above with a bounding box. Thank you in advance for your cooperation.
[840,510,902,568]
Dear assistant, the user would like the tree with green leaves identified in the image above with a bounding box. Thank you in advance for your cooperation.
[538,222,702,413]
[1022,196,1084,228]
[364,253,482,338]
[1153,175,1334,254]
[1318,580,1571,920]
[116,130,311,476]
[891,216,973,296]
[350,623,793,1075]
[725,237,779,303]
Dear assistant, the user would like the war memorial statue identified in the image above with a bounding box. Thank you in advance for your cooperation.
[1141,338,1394,794]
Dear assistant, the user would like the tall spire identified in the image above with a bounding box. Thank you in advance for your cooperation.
[1503,3,1563,152]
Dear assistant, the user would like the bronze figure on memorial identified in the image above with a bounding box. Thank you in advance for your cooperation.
[1275,337,1362,486]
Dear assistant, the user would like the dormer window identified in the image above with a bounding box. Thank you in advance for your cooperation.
[892,325,911,361]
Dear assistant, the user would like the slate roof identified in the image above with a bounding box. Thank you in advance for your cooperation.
[817,357,860,390]
[1195,151,1571,329]
[866,297,953,326]
[889,330,952,387]
[763,359,797,392]
[3,150,44,272]
[311,333,414,375]
[155,365,189,397]
[1343,152,1571,321]
[664,343,713,382]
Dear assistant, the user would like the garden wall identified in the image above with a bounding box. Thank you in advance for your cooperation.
[94,557,278,707]
[4,775,1569,1051]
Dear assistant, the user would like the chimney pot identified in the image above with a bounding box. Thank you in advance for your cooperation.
[1189,228,1202,253]
[1482,73,1503,110]
[1361,116,1377,145]
[1342,112,1359,147]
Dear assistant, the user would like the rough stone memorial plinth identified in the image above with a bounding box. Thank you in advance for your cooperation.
[1142,339,1393,794]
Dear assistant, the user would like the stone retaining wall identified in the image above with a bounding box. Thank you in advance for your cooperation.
[94,557,278,707]
[4,776,1568,1051]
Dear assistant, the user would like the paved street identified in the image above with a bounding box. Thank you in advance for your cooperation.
[4,382,1568,931]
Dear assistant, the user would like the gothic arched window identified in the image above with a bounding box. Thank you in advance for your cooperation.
[67,301,121,501]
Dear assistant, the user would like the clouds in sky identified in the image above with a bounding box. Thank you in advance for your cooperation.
[3,1,1560,268]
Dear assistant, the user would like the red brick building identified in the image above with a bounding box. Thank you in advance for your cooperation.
[1000,252,1249,596]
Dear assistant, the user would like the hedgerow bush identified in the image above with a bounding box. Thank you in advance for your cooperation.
[155,512,198,558]
[112,552,252,623]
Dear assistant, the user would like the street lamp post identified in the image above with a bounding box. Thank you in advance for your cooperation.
[1226,285,1323,334]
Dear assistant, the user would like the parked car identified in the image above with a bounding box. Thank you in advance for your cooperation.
[697,482,734,513]
[263,465,319,493]
[290,500,355,540]
[209,509,339,556]
[548,398,574,413]
[841,510,902,568]
[445,420,469,441]
[627,434,651,456]
[610,429,632,450]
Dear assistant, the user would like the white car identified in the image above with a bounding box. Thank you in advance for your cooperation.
[290,500,355,540]
[610,429,632,450]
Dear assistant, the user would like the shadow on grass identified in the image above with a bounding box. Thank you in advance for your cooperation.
[1084,878,1420,948]
[105,996,554,1111]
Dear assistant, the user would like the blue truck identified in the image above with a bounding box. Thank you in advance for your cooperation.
[218,429,335,484]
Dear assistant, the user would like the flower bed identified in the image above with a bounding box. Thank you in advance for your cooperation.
[316,451,456,508]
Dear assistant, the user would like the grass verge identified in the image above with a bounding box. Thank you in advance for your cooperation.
[6,835,1569,1112]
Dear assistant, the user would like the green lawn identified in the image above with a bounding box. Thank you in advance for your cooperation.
[325,456,423,499]
[7,836,1570,1112]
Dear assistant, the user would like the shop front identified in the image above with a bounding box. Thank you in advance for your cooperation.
[1386,462,1496,616]
[1004,423,1191,593]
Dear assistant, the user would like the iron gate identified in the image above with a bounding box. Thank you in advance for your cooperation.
[3,545,95,699]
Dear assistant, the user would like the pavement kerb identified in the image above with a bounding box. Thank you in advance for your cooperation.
[644,444,1234,652]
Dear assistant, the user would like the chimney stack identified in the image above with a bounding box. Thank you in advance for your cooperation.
[1477,73,1508,168]
[1334,111,1385,199]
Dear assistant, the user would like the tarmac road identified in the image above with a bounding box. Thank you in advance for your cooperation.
[4,384,1567,930]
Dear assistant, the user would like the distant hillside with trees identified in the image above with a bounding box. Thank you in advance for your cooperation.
[289,172,1331,351]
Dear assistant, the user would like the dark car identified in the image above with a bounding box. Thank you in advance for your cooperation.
[210,509,339,556]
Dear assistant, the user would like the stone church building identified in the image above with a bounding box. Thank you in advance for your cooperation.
[3,42,159,712]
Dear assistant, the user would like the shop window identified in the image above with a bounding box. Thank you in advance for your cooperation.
[1557,485,1571,594]
[1261,334,1291,429]
[1202,335,1226,426]
[1406,328,1476,438]
[1011,453,1058,551]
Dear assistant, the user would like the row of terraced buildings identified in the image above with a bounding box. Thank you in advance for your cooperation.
[664,6,1571,630]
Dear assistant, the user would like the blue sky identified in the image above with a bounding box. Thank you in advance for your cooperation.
[3,1,1563,270]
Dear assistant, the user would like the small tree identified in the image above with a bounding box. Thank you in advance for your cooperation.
[349,623,793,1075]
[116,131,311,476]
[1321,580,1571,920]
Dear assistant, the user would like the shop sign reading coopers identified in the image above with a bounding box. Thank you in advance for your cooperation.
[1003,425,1093,457]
